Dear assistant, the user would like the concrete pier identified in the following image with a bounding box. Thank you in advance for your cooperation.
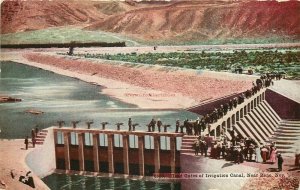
[54,128,183,176]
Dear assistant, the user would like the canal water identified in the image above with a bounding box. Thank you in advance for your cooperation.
[43,173,180,190]
[0,61,199,139]
[0,61,197,189]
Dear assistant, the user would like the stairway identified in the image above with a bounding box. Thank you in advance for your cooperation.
[270,120,300,155]
[232,100,281,144]
[180,135,198,155]
[35,129,48,145]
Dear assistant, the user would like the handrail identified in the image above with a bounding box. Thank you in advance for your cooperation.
[53,127,184,137]
[208,88,266,133]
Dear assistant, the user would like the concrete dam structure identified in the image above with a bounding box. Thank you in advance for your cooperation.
[53,128,182,176]
[32,85,299,178]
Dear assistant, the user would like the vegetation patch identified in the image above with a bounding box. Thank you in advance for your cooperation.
[71,49,300,79]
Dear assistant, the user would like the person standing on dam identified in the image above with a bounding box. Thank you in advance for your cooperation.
[157,119,162,132]
[149,118,156,132]
[175,119,180,133]
[128,118,132,131]
[31,129,36,148]
[24,136,29,150]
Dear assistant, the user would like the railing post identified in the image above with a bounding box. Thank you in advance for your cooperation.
[93,133,100,172]
[232,114,235,126]
[78,132,85,171]
[170,137,176,173]
[63,132,70,170]
[138,136,145,176]
[223,121,227,133]
[240,108,243,118]
[107,134,114,174]
[154,136,161,173]
[227,118,231,131]
[123,134,129,175]
[213,129,216,139]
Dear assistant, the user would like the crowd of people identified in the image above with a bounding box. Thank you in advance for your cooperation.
[193,135,284,171]
[94,74,281,139]
[175,73,280,137]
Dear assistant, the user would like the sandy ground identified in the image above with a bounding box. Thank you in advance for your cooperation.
[0,48,255,109]
[0,140,49,190]
[181,153,300,190]
[1,50,197,109]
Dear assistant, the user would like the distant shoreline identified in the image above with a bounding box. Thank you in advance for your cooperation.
[1,47,257,109]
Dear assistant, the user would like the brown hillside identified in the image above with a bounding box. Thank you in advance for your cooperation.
[0,0,139,34]
[86,1,300,42]
[1,1,101,34]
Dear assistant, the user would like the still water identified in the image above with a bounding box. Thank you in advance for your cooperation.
[0,61,199,139]
[42,173,180,190]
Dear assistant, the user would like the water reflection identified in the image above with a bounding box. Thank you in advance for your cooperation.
[42,173,181,190]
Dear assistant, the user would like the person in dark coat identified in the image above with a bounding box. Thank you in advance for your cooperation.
[175,119,180,133]
[157,119,162,132]
[128,118,132,131]
[31,129,35,140]
[277,153,284,171]
[24,136,29,150]
[32,137,36,148]
[221,144,226,159]
[150,118,156,132]
[180,125,184,133]
[193,140,200,156]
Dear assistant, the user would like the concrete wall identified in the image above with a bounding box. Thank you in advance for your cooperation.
[26,127,56,178]
[55,145,180,173]
[266,89,300,119]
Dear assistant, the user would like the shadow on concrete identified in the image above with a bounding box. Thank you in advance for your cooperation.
[288,167,300,171]
[221,163,235,168]
[266,168,279,172]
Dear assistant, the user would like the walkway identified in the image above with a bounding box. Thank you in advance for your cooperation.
[0,139,50,189]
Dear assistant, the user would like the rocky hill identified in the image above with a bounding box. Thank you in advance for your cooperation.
[86,1,300,43]
[1,0,299,44]
[0,1,137,34]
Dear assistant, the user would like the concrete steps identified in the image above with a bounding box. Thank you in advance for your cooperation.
[255,106,277,131]
[279,123,300,127]
[238,118,263,145]
[276,144,296,149]
[281,120,300,125]
[275,129,300,133]
[35,129,48,145]
[270,136,299,141]
[249,110,273,136]
[180,135,198,155]
[246,113,270,138]
[271,120,300,155]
